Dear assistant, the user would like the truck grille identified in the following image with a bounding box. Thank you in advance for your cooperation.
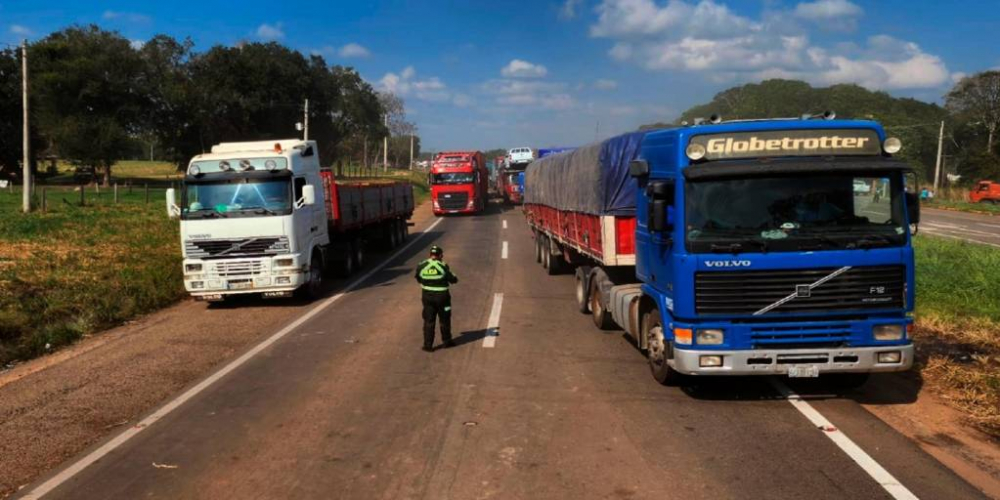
[185,237,289,259]
[438,192,469,210]
[749,323,852,349]
[211,260,266,277]
[695,265,905,315]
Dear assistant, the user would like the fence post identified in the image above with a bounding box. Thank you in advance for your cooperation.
[41,187,46,212]
[128,182,132,195]
[95,183,100,199]
[144,184,149,203]
[114,183,119,204]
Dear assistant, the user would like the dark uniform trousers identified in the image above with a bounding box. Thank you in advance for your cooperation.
[422,290,452,348]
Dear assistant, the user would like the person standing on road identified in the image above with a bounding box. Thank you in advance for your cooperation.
[415,245,459,352]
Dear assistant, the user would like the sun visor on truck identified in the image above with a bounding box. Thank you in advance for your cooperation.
[682,157,913,181]
[524,131,646,216]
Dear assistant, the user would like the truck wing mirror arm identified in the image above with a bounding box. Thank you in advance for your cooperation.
[165,188,181,218]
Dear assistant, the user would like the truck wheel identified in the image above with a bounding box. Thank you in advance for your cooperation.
[302,250,324,299]
[336,253,354,278]
[575,266,592,314]
[397,220,407,243]
[534,234,542,263]
[589,276,614,330]
[541,238,551,269]
[643,309,681,385]
[388,223,399,249]
[352,239,365,270]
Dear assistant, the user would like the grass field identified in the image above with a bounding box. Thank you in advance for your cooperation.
[0,185,183,365]
[924,199,1000,216]
[912,235,1000,436]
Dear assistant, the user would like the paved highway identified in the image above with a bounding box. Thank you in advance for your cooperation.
[18,204,988,500]
[921,208,1000,248]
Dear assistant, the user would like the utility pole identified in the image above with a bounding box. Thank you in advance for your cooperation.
[933,120,944,192]
[303,98,310,141]
[409,135,414,170]
[383,113,388,172]
[21,39,31,214]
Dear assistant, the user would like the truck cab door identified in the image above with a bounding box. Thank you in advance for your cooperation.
[645,180,676,294]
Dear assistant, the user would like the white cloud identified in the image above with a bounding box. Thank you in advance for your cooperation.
[453,94,473,107]
[338,43,370,58]
[256,23,285,41]
[589,0,951,90]
[9,24,32,36]
[501,59,548,78]
[594,79,618,90]
[102,11,152,24]
[483,79,575,110]
[560,0,583,20]
[794,0,862,20]
[379,66,452,102]
[129,39,145,50]
[951,72,967,84]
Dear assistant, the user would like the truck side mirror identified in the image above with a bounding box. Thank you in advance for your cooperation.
[629,160,649,178]
[165,188,180,218]
[301,184,316,206]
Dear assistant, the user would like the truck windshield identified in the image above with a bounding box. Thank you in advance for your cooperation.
[181,178,292,219]
[431,173,475,184]
[685,172,906,253]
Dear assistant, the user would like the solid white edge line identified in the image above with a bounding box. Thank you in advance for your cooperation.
[501,241,509,259]
[769,379,919,500]
[482,292,503,348]
[21,217,446,500]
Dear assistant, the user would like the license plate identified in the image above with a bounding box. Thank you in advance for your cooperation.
[227,280,253,290]
[788,365,820,378]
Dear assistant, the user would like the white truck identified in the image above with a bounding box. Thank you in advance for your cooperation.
[506,147,535,168]
[167,139,414,301]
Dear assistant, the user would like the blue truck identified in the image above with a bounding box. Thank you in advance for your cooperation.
[524,117,919,386]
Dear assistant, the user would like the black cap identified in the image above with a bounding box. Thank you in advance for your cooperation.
[429,245,443,256]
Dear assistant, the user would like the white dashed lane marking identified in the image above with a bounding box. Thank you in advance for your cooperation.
[482,293,503,348]
[502,241,509,259]
[503,219,508,229]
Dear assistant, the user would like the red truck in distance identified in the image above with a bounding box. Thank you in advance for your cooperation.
[430,151,488,215]
[970,180,1000,204]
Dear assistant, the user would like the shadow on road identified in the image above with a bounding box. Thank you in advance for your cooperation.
[450,329,489,348]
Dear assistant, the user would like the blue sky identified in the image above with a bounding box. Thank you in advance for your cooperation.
[3,0,999,151]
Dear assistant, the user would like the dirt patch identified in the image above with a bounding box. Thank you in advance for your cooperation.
[860,372,1000,499]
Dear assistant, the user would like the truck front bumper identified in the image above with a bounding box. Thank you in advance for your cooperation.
[669,344,913,376]
[184,256,306,298]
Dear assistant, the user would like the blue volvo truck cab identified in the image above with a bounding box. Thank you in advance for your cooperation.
[626,118,918,385]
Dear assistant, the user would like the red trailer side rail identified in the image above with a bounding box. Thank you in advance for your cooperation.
[524,203,635,266]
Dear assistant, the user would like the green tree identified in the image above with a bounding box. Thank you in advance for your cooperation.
[32,26,148,185]
[946,71,1000,155]
[0,48,22,179]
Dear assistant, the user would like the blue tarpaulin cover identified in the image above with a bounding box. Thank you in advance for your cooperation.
[524,131,646,216]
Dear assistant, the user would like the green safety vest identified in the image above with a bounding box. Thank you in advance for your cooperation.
[418,259,453,292]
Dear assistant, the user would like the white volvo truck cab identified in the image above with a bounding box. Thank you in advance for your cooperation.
[167,139,328,301]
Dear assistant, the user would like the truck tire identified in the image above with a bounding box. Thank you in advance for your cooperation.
[575,266,592,314]
[352,239,365,270]
[397,220,408,244]
[589,275,615,330]
[387,222,399,249]
[541,237,551,270]
[534,234,542,263]
[643,308,682,386]
[301,250,324,299]
[336,253,354,278]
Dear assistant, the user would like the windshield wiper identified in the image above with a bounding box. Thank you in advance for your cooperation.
[250,207,279,216]
[189,208,225,219]
[709,237,769,254]
[849,233,896,249]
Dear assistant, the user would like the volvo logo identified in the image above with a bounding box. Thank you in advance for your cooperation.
[705,260,751,268]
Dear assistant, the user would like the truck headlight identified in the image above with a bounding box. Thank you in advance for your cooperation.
[274,258,294,267]
[696,328,724,345]
[185,263,203,273]
[873,324,905,341]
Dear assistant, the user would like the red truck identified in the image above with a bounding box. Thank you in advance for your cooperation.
[498,169,524,204]
[970,180,1000,204]
[430,151,488,215]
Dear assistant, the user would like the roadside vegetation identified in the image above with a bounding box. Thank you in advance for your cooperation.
[924,199,1000,216]
[912,235,1000,436]
[0,184,182,365]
